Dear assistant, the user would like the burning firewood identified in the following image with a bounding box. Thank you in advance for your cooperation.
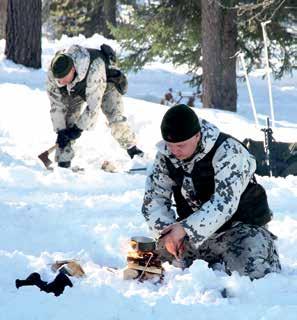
[123,236,164,282]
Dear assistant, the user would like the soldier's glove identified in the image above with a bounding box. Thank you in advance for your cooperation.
[16,271,73,297]
[127,145,144,159]
[15,272,48,290]
[65,124,83,140]
[56,129,71,149]
[43,272,73,297]
[56,125,83,149]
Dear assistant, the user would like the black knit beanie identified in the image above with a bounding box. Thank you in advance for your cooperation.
[51,53,74,79]
[161,104,201,142]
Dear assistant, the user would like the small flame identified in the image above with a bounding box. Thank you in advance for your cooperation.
[127,251,144,259]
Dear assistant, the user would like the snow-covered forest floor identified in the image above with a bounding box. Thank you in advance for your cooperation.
[0,34,297,319]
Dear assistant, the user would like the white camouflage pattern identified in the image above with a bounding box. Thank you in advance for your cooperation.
[156,222,281,279]
[47,45,136,162]
[142,119,257,246]
[143,119,281,278]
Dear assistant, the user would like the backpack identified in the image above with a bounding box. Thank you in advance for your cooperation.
[100,44,128,95]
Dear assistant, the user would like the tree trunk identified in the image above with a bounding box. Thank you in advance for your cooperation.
[221,8,237,112]
[201,0,237,112]
[5,0,42,69]
[103,0,117,38]
[0,0,8,39]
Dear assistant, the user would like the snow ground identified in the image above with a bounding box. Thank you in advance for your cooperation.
[0,34,297,320]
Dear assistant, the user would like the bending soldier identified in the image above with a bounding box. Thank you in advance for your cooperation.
[47,44,143,168]
[142,104,281,279]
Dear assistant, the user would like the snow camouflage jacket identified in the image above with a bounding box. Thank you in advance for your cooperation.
[47,45,106,132]
[47,45,132,139]
[142,119,257,249]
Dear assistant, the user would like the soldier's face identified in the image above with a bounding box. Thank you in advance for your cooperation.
[166,132,201,160]
[57,67,76,86]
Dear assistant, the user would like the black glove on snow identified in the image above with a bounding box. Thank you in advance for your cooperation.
[44,272,73,296]
[56,125,83,149]
[15,272,47,290]
[16,271,73,297]
[127,146,144,159]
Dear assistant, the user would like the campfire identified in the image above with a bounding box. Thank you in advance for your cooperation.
[123,236,164,282]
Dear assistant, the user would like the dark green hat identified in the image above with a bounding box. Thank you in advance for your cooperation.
[161,104,201,142]
[51,53,74,79]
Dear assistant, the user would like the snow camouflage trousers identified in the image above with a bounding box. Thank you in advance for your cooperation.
[55,83,135,163]
[156,223,281,280]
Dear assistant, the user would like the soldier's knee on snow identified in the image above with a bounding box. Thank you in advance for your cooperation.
[223,225,281,279]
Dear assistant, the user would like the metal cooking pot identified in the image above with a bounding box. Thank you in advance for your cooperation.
[130,236,156,252]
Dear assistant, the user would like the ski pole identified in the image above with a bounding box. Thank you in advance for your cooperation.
[237,52,259,129]
[261,20,276,129]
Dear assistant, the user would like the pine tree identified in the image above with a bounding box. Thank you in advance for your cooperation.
[111,0,297,111]
[48,0,117,38]
[49,0,95,38]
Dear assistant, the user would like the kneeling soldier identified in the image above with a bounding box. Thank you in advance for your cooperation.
[142,104,281,280]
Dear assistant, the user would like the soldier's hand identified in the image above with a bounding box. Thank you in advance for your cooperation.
[56,125,82,149]
[161,223,186,259]
[127,145,144,159]
[56,129,71,149]
[66,124,82,140]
